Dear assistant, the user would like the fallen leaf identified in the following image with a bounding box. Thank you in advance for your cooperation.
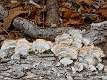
[96,2,107,20]
[59,5,84,27]
[76,0,95,5]
[59,7,80,19]
[8,31,21,39]
[63,18,84,27]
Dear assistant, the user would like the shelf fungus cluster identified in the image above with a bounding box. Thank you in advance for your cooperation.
[0,29,105,73]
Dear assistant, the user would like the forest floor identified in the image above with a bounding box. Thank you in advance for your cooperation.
[0,0,107,80]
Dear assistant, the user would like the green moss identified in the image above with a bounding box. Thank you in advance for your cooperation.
[28,48,35,55]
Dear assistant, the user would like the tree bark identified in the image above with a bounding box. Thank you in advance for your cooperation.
[13,17,73,41]
[46,0,60,27]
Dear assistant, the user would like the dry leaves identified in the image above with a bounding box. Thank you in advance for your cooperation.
[59,4,84,27]
[59,7,80,19]
[76,0,95,5]
[0,0,107,41]
[63,18,84,27]
[8,31,21,39]
[97,2,107,20]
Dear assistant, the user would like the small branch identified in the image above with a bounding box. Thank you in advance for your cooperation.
[13,17,74,41]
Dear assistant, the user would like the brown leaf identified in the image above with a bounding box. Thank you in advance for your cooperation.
[79,6,95,14]
[97,2,107,20]
[8,31,21,39]
[59,5,84,27]
[59,7,80,19]
[63,18,84,27]
[76,0,95,5]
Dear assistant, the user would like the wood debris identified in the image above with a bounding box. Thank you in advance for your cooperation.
[0,0,107,42]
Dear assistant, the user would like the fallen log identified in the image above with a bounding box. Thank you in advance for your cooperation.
[13,17,74,41]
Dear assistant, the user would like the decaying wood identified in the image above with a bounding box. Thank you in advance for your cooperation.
[46,0,60,27]
[0,6,28,33]
[13,17,74,41]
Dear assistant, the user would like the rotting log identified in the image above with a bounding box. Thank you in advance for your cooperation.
[13,17,74,41]
[46,0,60,27]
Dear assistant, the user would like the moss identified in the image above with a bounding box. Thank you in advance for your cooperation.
[28,48,35,55]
